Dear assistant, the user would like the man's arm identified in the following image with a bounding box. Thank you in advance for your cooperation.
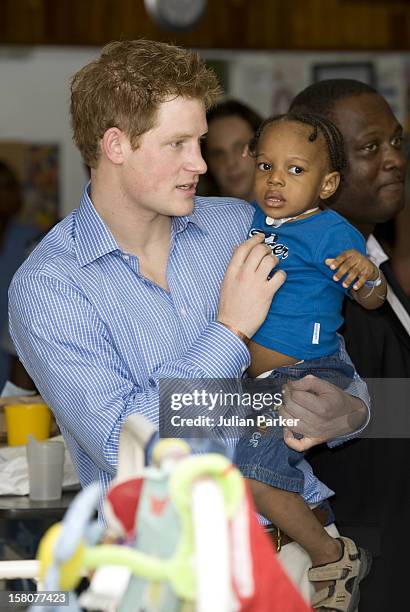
[9,234,285,474]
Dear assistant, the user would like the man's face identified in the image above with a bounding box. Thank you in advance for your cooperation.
[120,96,207,218]
[328,93,406,231]
[205,115,256,201]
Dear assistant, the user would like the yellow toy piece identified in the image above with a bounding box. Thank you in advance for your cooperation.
[151,438,191,467]
[37,522,86,591]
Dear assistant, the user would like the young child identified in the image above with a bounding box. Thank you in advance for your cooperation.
[233,112,384,611]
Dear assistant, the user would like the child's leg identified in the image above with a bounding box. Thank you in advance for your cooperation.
[248,478,341,593]
[249,478,341,565]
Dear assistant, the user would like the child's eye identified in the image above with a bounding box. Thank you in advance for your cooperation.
[257,162,272,171]
[289,165,303,175]
[363,143,378,152]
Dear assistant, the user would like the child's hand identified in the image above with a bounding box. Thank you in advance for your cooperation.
[325,249,379,291]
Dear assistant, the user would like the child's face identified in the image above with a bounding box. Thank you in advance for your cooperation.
[253,121,340,219]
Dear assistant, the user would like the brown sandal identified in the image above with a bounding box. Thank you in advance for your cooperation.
[308,536,372,611]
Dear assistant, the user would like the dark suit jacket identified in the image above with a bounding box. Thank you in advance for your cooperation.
[309,261,410,611]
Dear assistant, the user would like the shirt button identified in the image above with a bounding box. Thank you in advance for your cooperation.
[123,254,130,260]
[180,308,187,316]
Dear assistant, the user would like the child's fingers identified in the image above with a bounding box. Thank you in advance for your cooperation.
[352,275,368,291]
[331,258,359,282]
[325,249,356,270]
[352,263,379,290]
[342,267,362,288]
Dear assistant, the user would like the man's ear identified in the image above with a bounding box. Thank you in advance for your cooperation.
[320,171,340,200]
[100,127,128,165]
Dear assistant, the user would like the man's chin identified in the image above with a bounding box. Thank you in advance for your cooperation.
[376,196,405,222]
[172,197,195,217]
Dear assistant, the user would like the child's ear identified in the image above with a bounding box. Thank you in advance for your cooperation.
[320,171,340,200]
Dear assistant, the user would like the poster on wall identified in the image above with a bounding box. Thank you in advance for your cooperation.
[312,61,376,87]
[0,141,59,231]
[203,50,407,130]
[228,54,306,119]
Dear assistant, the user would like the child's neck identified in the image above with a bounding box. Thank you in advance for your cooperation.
[265,206,320,228]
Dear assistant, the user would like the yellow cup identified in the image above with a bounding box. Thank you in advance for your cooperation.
[5,403,52,446]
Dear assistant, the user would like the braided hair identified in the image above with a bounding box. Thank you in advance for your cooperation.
[248,112,347,173]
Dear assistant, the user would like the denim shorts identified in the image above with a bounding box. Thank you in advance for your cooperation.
[233,352,355,492]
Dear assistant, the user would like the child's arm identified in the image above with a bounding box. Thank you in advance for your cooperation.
[325,249,387,310]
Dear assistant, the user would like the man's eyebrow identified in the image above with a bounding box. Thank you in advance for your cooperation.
[359,123,403,139]
[167,131,207,139]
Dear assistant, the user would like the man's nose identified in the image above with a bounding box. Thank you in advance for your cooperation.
[188,145,207,175]
[383,145,406,173]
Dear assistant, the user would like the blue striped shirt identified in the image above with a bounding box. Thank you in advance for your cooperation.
[9,185,369,511]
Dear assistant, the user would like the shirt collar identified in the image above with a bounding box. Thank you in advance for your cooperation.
[74,183,120,268]
[74,185,207,267]
[172,198,208,235]
[366,234,389,267]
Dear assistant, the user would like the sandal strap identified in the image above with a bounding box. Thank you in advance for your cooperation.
[311,585,347,611]
[308,537,360,583]
[309,537,371,612]
[309,565,351,581]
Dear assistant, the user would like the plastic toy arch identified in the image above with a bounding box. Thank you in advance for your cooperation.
[37,453,244,601]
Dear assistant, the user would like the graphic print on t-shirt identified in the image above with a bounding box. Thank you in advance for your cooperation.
[249,228,289,260]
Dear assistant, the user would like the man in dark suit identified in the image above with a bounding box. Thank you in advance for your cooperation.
[290,79,410,611]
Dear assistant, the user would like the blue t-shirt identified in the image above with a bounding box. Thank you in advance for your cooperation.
[250,206,366,359]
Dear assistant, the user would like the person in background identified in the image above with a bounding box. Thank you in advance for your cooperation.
[391,197,410,295]
[200,99,262,200]
[290,78,410,611]
[0,161,38,394]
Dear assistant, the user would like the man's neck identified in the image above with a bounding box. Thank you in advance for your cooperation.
[327,206,374,239]
[349,220,374,240]
[90,174,172,257]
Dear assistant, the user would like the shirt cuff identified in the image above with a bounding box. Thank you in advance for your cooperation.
[327,379,371,448]
[184,321,250,378]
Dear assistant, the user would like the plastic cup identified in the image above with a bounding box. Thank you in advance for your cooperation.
[4,403,51,446]
[26,436,65,501]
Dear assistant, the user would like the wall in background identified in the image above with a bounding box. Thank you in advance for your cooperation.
[0,0,409,51]
[0,45,409,217]
[0,47,97,217]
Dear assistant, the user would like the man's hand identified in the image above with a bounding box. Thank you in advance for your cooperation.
[218,233,286,338]
[280,375,368,451]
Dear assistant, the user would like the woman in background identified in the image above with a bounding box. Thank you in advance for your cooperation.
[200,99,262,201]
